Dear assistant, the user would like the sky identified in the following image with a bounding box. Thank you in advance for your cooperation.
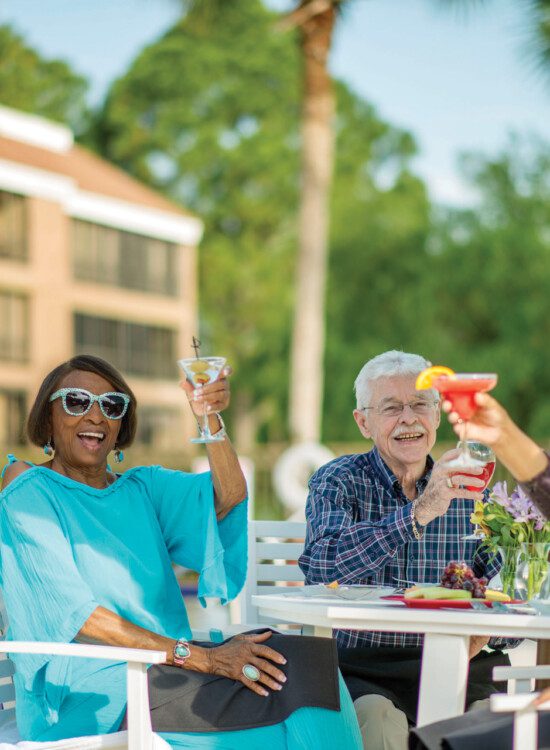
[1,0,549,205]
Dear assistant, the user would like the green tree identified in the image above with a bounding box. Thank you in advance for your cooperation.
[92,0,422,448]
[0,25,88,130]
[428,136,550,440]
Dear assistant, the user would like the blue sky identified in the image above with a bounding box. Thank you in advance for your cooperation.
[2,0,549,205]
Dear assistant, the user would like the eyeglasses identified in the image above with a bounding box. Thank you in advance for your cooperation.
[49,388,130,420]
[361,399,439,418]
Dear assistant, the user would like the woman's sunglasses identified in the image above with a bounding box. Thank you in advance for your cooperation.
[49,388,130,420]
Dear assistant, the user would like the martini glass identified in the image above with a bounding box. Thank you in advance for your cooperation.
[178,356,227,443]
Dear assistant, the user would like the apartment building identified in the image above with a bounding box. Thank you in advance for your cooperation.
[0,105,203,454]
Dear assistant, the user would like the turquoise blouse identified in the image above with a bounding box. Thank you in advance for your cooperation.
[0,465,247,740]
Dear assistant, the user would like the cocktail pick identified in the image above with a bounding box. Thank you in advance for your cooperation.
[192,336,201,359]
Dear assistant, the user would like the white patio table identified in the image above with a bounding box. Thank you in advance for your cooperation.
[252,592,550,727]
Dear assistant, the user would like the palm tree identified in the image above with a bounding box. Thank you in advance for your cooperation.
[283,0,550,444]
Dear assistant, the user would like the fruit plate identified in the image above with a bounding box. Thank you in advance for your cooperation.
[382,595,521,609]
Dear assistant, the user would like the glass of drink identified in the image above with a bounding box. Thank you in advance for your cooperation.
[433,372,498,466]
[178,356,227,443]
[456,441,496,540]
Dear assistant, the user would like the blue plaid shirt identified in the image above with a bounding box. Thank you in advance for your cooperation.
[299,447,516,650]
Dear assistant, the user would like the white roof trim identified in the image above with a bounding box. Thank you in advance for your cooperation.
[0,160,203,245]
[0,106,73,153]
[67,191,203,245]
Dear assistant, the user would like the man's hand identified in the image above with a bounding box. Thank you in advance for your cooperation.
[469,635,489,660]
[414,448,486,526]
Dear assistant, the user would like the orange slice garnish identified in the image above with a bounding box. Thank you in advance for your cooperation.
[415,365,455,390]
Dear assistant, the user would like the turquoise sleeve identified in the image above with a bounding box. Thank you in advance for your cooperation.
[147,467,247,605]
[0,482,99,687]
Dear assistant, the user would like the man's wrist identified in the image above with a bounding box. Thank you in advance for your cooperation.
[413,499,432,527]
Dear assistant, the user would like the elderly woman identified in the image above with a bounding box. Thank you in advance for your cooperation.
[0,355,361,750]
[409,392,550,750]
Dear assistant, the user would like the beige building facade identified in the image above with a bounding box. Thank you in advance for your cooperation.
[0,105,203,456]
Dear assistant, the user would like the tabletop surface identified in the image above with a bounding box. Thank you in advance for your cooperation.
[252,591,550,639]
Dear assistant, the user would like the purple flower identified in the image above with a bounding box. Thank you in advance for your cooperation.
[491,481,511,509]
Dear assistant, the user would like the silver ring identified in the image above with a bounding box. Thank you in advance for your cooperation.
[242,664,261,682]
[446,477,454,489]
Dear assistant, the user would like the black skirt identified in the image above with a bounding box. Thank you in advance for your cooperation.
[409,708,550,750]
[338,646,510,724]
[120,630,340,733]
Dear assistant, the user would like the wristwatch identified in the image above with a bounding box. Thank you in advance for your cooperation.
[172,638,191,667]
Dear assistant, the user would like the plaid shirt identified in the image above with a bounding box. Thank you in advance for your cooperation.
[299,447,517,650]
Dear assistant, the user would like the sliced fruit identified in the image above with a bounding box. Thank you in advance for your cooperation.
[189,360,209,373]
[415,365,455,390]
[405,586,472,600]
[326,580,339,589]
[484,589,511,603]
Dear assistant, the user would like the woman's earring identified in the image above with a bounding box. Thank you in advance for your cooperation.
[43,440,54,456]
[114,447,124,464]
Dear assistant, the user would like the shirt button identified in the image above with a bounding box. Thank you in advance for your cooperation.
[409,554,415,561]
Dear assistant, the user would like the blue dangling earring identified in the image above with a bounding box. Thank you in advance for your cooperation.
[43,439,53,456]
[114,447,124,464]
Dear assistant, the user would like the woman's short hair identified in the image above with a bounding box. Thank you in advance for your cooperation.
[27,354,137,449]
[354,350,435,409]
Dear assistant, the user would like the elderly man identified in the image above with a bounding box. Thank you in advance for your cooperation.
[299,350,515,750]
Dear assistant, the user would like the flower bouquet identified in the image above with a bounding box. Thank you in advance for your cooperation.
[471,481,550,600]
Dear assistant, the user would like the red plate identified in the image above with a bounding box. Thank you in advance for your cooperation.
[382,595,521,609]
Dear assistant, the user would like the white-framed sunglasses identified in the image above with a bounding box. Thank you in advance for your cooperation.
[49,388,130,420]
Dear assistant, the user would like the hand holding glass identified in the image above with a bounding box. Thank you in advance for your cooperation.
[178,357,227,444]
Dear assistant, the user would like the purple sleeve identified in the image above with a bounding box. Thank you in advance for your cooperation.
[520,453,550,520]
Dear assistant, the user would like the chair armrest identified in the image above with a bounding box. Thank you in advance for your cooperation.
[0,641,165,664]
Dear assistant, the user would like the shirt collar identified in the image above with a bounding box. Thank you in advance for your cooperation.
[367,446,434,495]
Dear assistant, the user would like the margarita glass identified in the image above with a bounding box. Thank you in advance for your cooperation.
[178,356,227,444]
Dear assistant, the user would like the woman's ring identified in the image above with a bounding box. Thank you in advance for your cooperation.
[446,477,454,489]
[242,664,261,682]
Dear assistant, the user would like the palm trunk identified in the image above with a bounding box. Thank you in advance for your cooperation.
[289,3,336,443]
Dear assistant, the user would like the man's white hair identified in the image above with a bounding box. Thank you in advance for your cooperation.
[354,350,433,409]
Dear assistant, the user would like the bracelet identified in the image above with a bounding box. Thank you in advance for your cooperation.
[211,412,227,438]
[410,498,424,540]
[172,638,191,667]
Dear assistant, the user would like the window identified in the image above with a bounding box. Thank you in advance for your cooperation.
[74,313,177,379]
[0,291,29,361]
[0,192,26,261]
[72,220,178,296]
[0,390,26,445]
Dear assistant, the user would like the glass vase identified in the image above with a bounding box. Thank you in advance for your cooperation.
[498,543,550,600]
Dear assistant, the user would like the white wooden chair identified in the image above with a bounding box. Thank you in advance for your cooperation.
[239,520,306,627]
[0,641,169,750]
[491,666,550,750]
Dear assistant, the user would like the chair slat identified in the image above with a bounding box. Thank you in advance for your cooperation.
[257,564,306,582]
[254,521,306,538]
[256,542,304,559]
[0,658,15,678]
[0,682,15,703]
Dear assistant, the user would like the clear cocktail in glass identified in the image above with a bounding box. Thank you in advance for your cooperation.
[178,356,227,443]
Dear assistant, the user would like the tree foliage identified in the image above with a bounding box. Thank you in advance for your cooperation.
[0,25,88,130]
[91,0,422,444]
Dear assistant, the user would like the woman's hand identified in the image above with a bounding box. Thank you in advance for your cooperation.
[443,392,508,447]
[208,631,287,697]
[180,365,232,419]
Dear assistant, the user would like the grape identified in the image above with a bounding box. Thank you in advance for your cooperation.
[440,561,486,596]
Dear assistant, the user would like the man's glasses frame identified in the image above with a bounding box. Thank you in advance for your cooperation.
[361,399,439,418]
[49,388,130,420]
